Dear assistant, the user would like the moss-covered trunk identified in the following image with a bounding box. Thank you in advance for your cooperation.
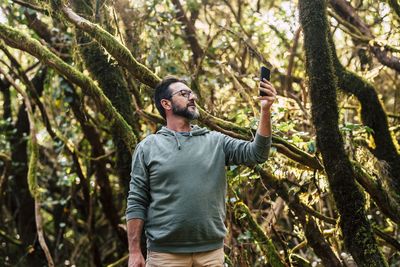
[66,81,128,249]
[328,33,400,199]
[327,0,400,197]
[298,0,388,266]
[72,0,139,191]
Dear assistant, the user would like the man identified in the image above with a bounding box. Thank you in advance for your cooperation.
[127,75,276,267]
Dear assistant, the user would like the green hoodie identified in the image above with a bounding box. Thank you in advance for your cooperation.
[126,125,271,253]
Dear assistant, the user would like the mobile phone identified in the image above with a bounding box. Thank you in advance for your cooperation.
[260,66,271,96]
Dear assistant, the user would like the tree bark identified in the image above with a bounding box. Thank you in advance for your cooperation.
[327,32,400,198]
[170,0,204,65]
[72,0,139,208]
[298,0,388,265]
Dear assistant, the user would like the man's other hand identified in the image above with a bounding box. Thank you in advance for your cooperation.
[128,251,145,267]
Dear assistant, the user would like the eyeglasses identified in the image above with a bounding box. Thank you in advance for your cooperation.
[169,89,197,100]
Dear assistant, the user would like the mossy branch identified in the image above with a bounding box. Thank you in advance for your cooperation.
[373,226,400,251]
[0,23,137,152]
[197,106,323,170]
[328,29,400,196]
[254,166,342,267]
[106,254,129,267]
[0,228,22,246]
[352,161,400,224]
[59,6,160,88]
[233,201,285,267]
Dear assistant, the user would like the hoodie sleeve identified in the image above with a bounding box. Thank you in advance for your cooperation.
[126,143,150,221]
[221,132,272,166]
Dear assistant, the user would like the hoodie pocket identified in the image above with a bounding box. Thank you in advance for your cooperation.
[147,216,226,244]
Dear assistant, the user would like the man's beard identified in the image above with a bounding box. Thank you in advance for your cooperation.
[172,102,200,120]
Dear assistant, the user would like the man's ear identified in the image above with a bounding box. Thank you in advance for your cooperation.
[161,99,172,111]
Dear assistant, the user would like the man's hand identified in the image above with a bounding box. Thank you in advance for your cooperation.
[258,78,277,111]
[128,251,145,267]
[127,219,145,267]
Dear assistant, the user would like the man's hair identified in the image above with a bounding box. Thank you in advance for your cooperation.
[154,76,187,119]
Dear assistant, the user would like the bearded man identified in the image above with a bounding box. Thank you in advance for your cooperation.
[127,76,276,267]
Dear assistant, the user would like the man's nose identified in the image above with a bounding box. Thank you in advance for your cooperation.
[189,92,198,100]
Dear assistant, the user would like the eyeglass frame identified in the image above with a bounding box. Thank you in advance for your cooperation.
[167,89,197,100]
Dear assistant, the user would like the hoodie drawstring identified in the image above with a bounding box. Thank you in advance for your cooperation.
[156,125,209,150]
[173,132,182,150]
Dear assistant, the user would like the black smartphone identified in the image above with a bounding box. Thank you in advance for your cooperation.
[260,66,271,96]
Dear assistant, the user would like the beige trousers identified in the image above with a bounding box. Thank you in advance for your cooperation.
[146,247,224,267]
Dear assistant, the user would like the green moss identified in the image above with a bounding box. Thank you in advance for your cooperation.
[328,28,400,197]
[27,135,39,198]
[299,0,388,265]
[58,6,161,88]
[0,23,137,152]
[233,201,285,267]
[352,161,400,223]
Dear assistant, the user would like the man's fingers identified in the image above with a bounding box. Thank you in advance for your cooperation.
[259,87,276,96]
[258,95,276,100]
[260,81,272,88]
[259,82,277,95]
[262,78,272,84]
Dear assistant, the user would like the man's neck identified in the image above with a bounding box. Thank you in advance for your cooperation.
[166,117,192,132]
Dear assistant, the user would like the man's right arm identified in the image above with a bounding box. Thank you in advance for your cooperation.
[127,219,145,267]
[126,143,150,266]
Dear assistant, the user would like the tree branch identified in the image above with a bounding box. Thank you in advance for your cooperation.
[352,161,400,224]
[387,0,400,19]
[11,0,49,14]
[170,0,204,65]
[233,201,286,266]
[0,23,137,152]
[329,0,400,72]
[328,29,400,196]
[59,6,160,88]
[255,166,342,267]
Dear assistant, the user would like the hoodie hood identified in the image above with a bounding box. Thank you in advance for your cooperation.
[156,125,210,150]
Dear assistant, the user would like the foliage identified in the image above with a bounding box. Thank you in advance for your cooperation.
[0,0,399,266]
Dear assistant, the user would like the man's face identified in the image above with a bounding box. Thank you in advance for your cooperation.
[168,82,200,120]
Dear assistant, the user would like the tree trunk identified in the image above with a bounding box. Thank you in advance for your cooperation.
[298,0,388,266]
[71,0,140,195]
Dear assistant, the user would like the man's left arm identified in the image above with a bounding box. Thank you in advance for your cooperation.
[257,78,276,137]
[221,78,276,165]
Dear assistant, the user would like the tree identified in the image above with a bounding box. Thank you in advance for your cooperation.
[0,0,399,266]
